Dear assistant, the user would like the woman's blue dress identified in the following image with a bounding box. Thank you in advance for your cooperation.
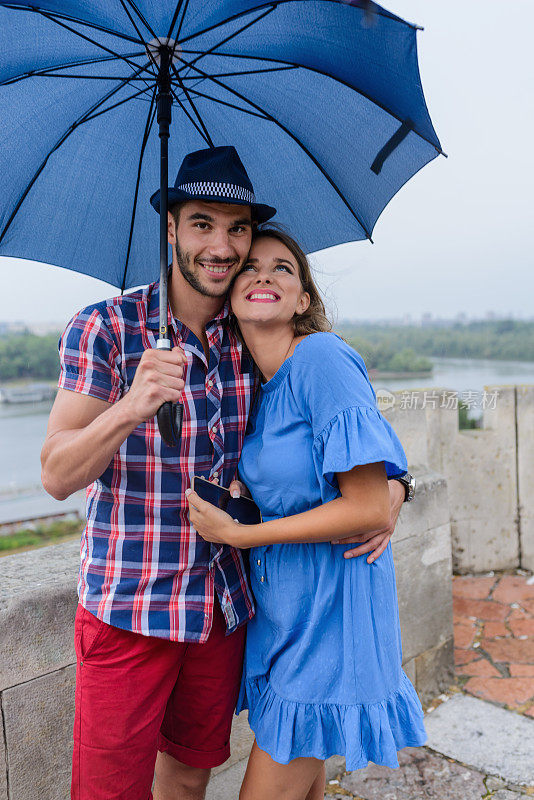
[236,332,427,769]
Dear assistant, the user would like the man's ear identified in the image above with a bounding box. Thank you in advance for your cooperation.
[297,292,311,315]
[167,211,177,245]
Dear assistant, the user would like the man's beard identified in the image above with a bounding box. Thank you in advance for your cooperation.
[175,243,236,298]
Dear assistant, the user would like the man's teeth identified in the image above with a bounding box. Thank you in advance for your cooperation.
[201,263,229,274]
[249,293,278,300]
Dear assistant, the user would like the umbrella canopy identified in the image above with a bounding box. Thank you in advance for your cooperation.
[0,0,443,291]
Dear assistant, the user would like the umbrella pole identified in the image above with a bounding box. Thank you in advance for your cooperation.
[156,46,183,446]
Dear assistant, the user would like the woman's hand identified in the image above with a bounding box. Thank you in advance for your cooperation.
[185,488,243,546]
[332,478,405,563]
[227,479,251,499]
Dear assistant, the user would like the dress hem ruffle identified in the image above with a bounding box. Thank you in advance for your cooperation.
[236,669,427,770]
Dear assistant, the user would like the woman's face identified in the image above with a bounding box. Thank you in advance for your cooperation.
[230,236,310,328]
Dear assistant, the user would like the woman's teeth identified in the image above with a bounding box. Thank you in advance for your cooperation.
[248,293,279,301]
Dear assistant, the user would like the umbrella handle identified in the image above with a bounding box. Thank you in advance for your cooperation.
[157,400,183,447]
[155,47,183,448]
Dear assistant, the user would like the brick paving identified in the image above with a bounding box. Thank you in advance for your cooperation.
[323,570,534,799]
[453,571,534,716]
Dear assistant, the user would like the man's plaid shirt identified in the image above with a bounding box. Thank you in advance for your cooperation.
[58,278,256,642]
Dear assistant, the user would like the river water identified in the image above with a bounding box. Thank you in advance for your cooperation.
[2,356,534,496]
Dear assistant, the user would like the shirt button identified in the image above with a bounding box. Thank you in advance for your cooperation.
[204,612,210,618]
[207,379,213,388]
[260,576,265,583]
[212,426,218,435]
[212,471,219,479]
[257,559,261,565]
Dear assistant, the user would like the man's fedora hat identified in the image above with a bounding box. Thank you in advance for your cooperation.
[150,145,276,223]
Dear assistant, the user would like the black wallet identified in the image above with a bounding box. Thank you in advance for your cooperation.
[192,476,262,525]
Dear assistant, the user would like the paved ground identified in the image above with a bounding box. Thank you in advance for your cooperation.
[453,571,534,714]
[322,570,534,800]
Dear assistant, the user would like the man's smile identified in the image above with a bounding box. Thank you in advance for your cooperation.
[197,260,234,277]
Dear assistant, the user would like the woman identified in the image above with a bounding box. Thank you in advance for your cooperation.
[186,228,427,800]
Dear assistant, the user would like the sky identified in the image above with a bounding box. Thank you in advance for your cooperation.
[0,0,532,327]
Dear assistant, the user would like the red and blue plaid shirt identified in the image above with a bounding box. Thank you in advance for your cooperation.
[58,278,256,642]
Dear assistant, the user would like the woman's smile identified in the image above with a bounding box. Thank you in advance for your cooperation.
[245,290,281,303]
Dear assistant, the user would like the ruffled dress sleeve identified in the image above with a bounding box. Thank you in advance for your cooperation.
[290,333,407,489]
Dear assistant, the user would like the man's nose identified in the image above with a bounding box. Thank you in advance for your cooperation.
[208,229,235,260]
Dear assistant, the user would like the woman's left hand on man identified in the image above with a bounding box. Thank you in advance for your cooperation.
[332,479,405,563]
[185,488,241,545]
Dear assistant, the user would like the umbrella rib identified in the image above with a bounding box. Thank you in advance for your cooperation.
[0,52,146,87]
[121,88,157,294]
[21,74,151,81]
[182,65,297,81]
[186,87,271,120]
[118,0,151,51]
[0,62,151,247]
[169,86,213,146]
[122,0,158,41]
[3,3,142,44]
[175,0,191,41]
[179,48,445,157]
[176,0,419,48]
[180,59,373,240]
[166,1,184,40]
[83,84,155,123]
[35,10,158,82]
[177,6,276,80]
[171,65,214,147]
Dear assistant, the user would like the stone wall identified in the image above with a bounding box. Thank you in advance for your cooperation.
[383,384,533,573]
[0,467,453,799]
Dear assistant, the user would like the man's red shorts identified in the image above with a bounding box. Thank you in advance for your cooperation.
[71,602,246,800]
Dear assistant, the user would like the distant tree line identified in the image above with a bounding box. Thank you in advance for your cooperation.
[337,319,534,363]
[1,319,533,383]
[0,331,60,382]
[342,336,432,373]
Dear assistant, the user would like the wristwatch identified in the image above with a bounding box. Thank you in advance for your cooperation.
[396,471,416,502]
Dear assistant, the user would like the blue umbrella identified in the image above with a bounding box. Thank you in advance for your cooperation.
[0,0,444,443]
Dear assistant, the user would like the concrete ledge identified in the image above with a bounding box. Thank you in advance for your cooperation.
[3,666,75,800]
[0,469,453,799]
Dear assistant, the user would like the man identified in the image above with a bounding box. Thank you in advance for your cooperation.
[41,146,410,800]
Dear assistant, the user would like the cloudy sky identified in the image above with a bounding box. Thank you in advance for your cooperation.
[1,0,532,326]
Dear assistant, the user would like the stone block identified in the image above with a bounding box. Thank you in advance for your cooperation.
[3,665,75,800]
[414,638,454,705]
[402,657,416,686]
[425,693,534,786]
[0,700,8,800]
[0,583,77,691]
[392,524,453,664]
[444,386,519,572]
[393,467,450,545]
[517,385,534,571]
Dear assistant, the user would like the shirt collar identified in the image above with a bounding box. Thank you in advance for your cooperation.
[145,278,231,334]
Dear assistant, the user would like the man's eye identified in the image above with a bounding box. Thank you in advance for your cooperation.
[231,225,247,234]
[195,222,209,230]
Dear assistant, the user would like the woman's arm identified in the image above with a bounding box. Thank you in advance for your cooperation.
[187,461,390,548]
